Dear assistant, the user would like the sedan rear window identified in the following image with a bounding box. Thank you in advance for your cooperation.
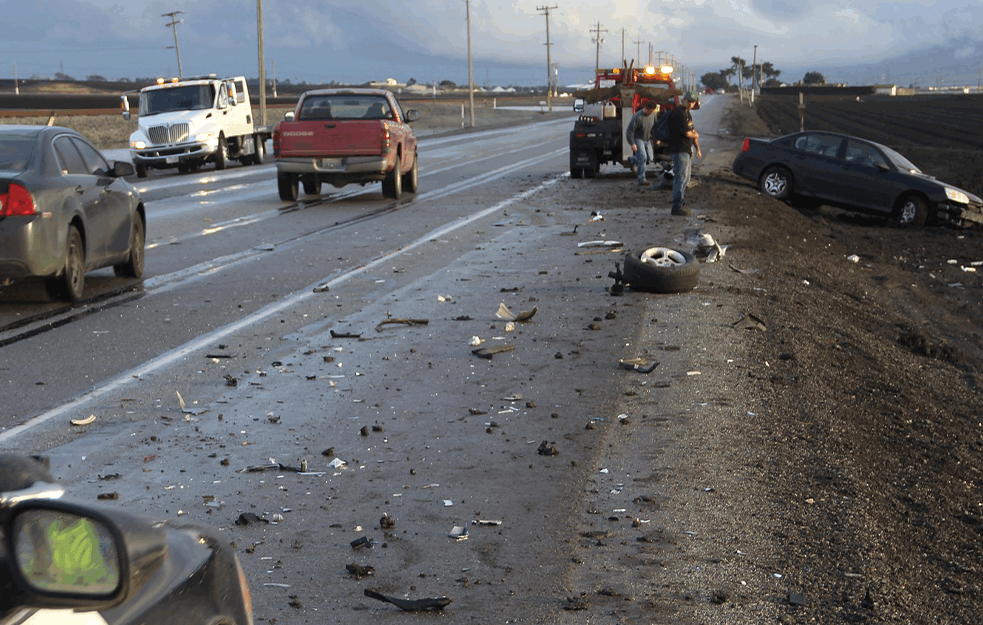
[0,137,36,171]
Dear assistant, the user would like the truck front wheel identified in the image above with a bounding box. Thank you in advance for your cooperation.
[277,172,298,202]
[135,163,148,178]
[215,135,228,171]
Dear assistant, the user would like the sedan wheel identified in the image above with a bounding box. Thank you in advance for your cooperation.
[760,166,793,200]
[46,226,85,302]
[114,217,145,279]
[896,195,929,227]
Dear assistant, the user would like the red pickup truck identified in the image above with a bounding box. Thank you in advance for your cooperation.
[272,88,420,201]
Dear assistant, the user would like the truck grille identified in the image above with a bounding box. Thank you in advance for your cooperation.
[147,123,190,145]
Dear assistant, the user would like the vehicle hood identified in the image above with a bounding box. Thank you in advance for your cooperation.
[138,109,211,129]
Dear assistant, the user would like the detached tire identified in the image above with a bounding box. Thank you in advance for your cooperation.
[622,247,700,293]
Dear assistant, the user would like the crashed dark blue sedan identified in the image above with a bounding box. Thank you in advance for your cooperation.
[732,131,983,227]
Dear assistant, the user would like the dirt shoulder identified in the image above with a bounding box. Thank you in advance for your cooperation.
[555,97,983,623]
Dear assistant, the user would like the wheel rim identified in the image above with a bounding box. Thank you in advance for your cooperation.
[899,200,917,224]
[763,172,787,196]
[640,247,687,268]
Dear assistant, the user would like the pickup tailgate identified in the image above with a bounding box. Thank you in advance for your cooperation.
[278,120,385,157]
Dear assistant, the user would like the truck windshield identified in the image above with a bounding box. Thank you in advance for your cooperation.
[140,85,216,116]
[297,95,393,121]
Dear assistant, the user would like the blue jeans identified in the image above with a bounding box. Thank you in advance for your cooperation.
[631,138,653,182]
[671,150,692,212]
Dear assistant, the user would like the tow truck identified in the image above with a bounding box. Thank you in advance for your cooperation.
[569,63,681,178]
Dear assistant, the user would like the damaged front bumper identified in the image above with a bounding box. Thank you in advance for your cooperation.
[939,201,983,227]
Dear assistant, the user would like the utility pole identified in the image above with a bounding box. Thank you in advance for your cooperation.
[162,11,184,78]
[752,44,758,102]
[590,21,607,72]
[466,0,475,126]
[621,28,626,65]
[537,5,557,111]
[257,0,266,125]
[632,38,643,66]
[13,62,18,95]
[272,59,277,97]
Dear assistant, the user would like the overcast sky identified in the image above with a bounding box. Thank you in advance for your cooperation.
[3,1,980,87]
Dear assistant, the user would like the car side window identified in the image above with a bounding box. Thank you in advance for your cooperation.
[71,138,110,176]
[794,134,841,158]
[844,140,888,168]
[53,136,88,175]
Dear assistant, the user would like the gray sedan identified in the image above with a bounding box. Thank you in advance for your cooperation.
[0,125,145,302]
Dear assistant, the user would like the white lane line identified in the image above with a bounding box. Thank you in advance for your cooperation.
[0,172,569,444]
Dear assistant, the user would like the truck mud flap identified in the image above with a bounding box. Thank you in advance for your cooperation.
[570,150,598,179]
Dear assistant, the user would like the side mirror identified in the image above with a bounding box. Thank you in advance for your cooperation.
[226,83,238,106]
[8,502,126,610]
[113,161,135,177]
[284,111,295,122]
[404,109,420,123]
[573,98,585,113]
[120,95,131,121]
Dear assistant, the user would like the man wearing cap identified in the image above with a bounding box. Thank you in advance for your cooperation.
[666,90,702,216]
[625,100,659,185]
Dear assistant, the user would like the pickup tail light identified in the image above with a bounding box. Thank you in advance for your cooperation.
[382,125,391,149]
[0,182,37,217]
[741,138,750,153]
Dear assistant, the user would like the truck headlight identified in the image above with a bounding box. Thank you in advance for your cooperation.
[945,187,969,204]
[131,140,146,149]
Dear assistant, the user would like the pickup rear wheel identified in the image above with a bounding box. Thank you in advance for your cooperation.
[382,159,402,200]
[404,154,419,193]
[302,175,322,196]
[215,135,228,171]
[278,172,298,202]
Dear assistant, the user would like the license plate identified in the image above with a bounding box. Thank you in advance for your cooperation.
[319,158,342,169]
[165,156,179,164]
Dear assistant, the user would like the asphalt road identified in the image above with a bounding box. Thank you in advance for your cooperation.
[0,97,734,622]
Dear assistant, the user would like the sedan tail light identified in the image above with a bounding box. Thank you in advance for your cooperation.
[741,138,750,153]
[0,182,37,216]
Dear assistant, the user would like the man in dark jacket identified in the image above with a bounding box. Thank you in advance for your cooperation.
[666,90,702,216]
